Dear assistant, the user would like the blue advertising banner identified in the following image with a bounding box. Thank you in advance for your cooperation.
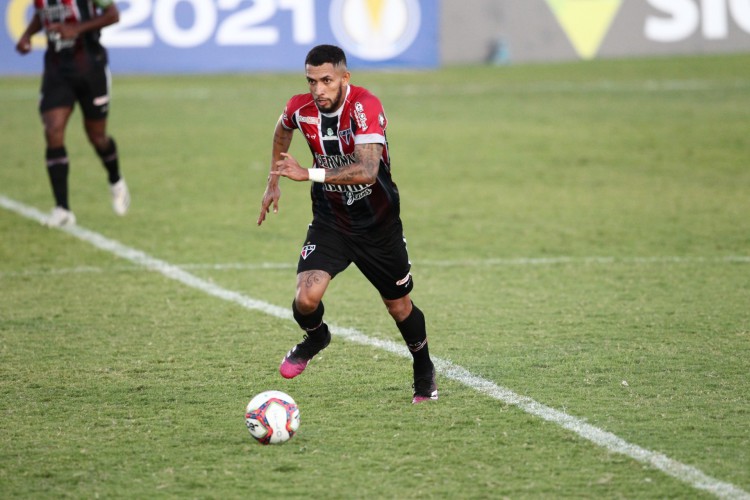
[2,0,439,75]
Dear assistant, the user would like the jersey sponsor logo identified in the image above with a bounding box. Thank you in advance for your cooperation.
[354,102,368,131]
[345,188,372,205]
[324,184,371,193]
[298,115,320,125]
[38,4,74,24]
[329,0,422,61]
[300,244,316,260]
[323,127,338,141]
[314,152,356,169]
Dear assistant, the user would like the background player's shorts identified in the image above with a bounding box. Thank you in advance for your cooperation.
[297,221,414,300]
[39,63,111,120]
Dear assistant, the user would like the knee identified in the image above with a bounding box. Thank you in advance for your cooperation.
[43,122,65,146]
[385,297,413,323]
[88,133,110,151]
[294,292,321,315]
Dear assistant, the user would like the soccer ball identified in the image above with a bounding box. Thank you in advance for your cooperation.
[245,390,300,445]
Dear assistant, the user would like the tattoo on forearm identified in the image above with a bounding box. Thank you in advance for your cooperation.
[325,143,382,184]
[273,130,290,148]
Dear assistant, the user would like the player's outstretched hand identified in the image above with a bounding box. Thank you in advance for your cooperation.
[257,183,281,226]
[271,153,309,182]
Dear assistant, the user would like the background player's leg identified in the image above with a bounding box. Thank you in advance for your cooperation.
[84,118,120,183]
[41,107,76,226]
[85,118,129,215]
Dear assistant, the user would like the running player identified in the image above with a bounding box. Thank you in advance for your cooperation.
[16,0,129,227]
[258,44,438,404]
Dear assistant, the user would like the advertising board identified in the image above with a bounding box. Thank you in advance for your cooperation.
[1,0,439,74]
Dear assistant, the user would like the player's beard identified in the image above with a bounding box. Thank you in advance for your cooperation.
[315,84,344,113]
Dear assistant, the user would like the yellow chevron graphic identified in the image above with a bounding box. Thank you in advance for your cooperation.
[365,0,385,31]
[546,0,623,59]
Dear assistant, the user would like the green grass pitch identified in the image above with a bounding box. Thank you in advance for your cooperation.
[0,53,748,498]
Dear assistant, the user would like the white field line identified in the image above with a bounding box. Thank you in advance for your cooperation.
[1,194,748,500]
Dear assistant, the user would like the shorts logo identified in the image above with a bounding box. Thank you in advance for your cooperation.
[396,272,412,287]
[301,244,316,260]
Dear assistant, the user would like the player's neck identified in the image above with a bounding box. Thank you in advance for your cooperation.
[320,85,351,118]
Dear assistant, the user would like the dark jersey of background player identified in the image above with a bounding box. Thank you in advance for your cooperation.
[15,0,130,227]
[38,0,110,72]
[280,85,400,235]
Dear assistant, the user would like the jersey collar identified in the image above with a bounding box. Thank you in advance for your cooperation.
[320,85,351,118]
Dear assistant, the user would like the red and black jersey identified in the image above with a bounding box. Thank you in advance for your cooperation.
[35,0,111,71]
[281,84,401,235]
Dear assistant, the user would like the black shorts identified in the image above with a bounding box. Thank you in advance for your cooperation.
[39,62,111,120]
[297,222,414,300]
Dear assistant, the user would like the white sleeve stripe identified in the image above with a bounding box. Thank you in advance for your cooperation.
[354,134,385,145]
[280,113,294,130]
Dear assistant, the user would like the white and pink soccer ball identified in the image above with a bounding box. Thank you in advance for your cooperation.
[245,390,300,445]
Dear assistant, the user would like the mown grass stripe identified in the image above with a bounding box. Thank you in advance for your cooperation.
[1,255,748,279]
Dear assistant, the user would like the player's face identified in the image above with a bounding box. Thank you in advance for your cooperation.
[306,63,350,113]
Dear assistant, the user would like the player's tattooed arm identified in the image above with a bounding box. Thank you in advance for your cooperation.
[258,119,294,226]
[271,120,294,173]
[271,142,382,184]
[325,143,382,185]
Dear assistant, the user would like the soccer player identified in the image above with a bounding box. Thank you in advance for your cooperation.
[257,44,438,404]
[16,0,130,227]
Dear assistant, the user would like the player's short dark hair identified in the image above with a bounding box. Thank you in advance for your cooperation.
[305,44,347,68]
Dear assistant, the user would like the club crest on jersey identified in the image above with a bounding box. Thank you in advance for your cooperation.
[338,128,353,145]
[301,244,316,260]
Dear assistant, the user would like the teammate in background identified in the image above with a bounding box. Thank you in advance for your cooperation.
[16,0,129,227]
[258,44,437,404]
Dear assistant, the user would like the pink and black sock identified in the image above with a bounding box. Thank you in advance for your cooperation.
[46,146,70,209]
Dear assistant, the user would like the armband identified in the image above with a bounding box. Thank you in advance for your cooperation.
[308,168,326,183]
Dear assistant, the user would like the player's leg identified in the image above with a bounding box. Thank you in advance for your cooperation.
[353,224,438,403]
[83,117,129,215]
[80,64,129,216]
[84,116,119,181]
[383,294,437,403]
[39,64,77,226]
[280,270,333,379]
[280,226,350,379]
[41,106,76,226]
